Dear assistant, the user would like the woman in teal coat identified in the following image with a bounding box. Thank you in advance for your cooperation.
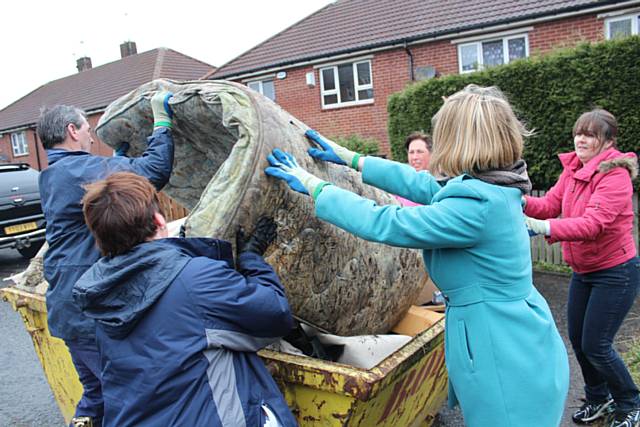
[265,85,569,426]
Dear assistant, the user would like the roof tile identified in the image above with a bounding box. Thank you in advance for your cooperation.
[0,48,214,131]
[213,0,611,78]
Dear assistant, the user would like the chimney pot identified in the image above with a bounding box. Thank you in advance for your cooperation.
[120,41,137,58]
[76,56,92,72]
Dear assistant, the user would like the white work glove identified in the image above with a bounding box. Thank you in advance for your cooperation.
[151,91,174,129]
[525,216,550,237]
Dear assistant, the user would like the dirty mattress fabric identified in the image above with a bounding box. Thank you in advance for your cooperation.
[96,79,427,336]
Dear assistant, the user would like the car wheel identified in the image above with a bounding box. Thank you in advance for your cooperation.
[18,242,44,259]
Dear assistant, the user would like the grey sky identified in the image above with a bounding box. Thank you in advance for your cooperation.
[0,0,333,110]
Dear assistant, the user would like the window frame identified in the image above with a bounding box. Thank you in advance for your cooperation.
[605,13,639,39]
[319,59,374,109]
[246,78,276,101]
[10,132,29,157]
[457,33,529,74]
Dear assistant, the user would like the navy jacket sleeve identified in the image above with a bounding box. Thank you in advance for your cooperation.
[180,252,293,352]
[110,127,174,190]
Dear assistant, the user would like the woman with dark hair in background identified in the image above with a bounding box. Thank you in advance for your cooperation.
[525,109,640,427]
[396,132,433,207]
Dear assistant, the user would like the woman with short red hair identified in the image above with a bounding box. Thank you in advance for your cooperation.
[73,172,296,427]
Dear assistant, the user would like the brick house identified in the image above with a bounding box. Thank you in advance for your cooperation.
[210,0,640,155]
[0,42,215,170]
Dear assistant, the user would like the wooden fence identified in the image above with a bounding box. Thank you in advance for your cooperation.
[158,192,189,222]
[529,190,639,266]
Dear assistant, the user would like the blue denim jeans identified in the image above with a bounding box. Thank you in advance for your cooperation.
[567,257,640,413]
[66,338,103,427]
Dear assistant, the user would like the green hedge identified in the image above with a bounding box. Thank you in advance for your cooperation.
[333,134,380,156]
[388,36,640,190]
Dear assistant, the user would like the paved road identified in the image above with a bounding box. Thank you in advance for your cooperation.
[1,246,638,426]
[0,248,64,426]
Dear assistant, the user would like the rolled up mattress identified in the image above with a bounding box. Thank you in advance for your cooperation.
[96,79,427,336]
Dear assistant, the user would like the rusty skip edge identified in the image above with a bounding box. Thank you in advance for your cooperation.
[1,286,47,312]
[258,319,446,401]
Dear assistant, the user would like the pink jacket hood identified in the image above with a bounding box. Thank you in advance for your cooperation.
[558,149,637,182]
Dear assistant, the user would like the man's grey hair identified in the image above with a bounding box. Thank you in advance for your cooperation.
[37,105,88,149]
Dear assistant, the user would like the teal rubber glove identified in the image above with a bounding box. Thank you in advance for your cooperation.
[525,216,550,236]
[306,129,361,170]
[151,91,174,129]
[265,149,330,199]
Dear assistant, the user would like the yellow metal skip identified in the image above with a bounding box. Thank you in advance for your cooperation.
[2,285,447,426]
[261,321,447,426]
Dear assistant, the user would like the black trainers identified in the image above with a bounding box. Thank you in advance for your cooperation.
[572,398,615,423]
[609,408,640,427]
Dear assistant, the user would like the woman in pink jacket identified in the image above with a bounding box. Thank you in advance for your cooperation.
[525,109,639,427]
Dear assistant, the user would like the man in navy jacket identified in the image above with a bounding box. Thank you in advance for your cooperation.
[37,91,175,426]
[73,172,296,427]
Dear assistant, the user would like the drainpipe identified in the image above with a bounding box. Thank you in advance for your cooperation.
[33,129,42,170]
[404,41,414,82]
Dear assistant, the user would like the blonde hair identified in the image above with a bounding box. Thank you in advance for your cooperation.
[429,85,530,177]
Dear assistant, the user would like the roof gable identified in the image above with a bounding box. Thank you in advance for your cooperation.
[0,48,214,132]
[212,0,621,78]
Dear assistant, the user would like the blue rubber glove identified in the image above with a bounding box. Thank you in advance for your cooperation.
[265,149,329,199]
[525,216,550,236]
[306,129,360,170]
[114,142,130,157]
[151,91,174,129]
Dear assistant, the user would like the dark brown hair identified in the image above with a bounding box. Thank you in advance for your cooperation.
[404,131,433,152]
[82,172,163,257]
[573,109,618,146]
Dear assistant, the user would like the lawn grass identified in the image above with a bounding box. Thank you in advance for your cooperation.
[623,338,640,385]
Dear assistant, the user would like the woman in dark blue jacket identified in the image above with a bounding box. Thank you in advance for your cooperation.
[73,172,296,427]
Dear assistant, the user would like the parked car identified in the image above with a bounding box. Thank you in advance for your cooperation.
[0,163,46,258]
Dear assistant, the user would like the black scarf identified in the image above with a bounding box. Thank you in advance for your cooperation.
[471,159,532,194]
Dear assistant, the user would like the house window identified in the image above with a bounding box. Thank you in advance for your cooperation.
[320,60,373,108]
[605,14,639,39]
[247,79,276,101]
[458,34,529,73]
[11,132,29,156]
